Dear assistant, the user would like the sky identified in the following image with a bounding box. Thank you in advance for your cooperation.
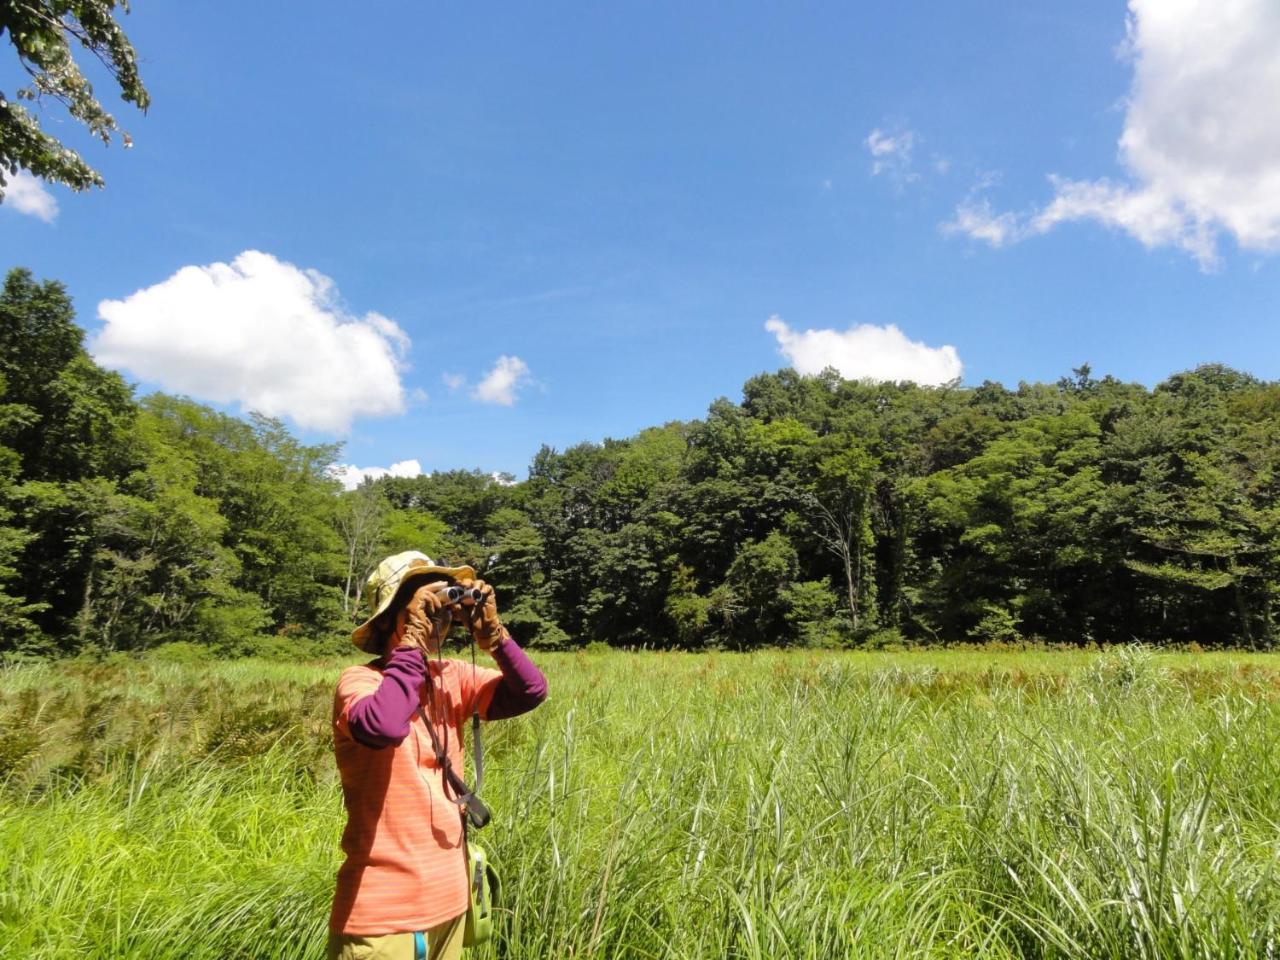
[3,0,1280,483]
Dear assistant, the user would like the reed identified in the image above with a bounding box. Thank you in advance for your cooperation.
[1,648,1277,958]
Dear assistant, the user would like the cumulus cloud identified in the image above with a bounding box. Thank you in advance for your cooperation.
[441,372,466,391]
[472,356,531,406]
[3,170,58,222]
[946,0,1280,268]
[93,251,410,433]
[330,458,424,491]
[866,127,919,184]
[765,316,962,385]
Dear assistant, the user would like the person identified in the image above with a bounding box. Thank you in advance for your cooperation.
[327,550,548,960]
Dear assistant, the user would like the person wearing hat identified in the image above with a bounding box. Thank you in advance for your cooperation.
[327,551,548,960]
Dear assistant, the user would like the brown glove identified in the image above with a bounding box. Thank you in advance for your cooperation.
[397,582,447,651]
[457,578,505,650]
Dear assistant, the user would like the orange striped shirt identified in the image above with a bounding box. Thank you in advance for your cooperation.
[329,657,502,935]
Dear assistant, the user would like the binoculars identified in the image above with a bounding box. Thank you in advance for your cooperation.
[426,582,485,607]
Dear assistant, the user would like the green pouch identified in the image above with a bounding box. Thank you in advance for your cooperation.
[463,842,497,947]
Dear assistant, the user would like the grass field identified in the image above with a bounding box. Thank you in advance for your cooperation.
[2,647,1278,959]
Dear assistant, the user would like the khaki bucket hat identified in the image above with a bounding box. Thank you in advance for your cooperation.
[351,550,476,651]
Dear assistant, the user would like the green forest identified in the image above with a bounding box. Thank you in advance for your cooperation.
[2,267,1276,656]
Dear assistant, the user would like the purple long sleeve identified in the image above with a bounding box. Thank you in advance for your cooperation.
[347,645,427,748]
[486,635,549,720]
[347,637,547,748]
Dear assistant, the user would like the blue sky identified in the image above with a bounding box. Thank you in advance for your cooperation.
[3,0,1279,481]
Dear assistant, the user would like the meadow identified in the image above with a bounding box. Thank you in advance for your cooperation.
[1,647,1278,959]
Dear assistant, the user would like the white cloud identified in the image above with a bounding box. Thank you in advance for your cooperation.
[3,170,58,222]
[765,316,962,385]
[330,458,424,491]
[472,355,531,406]
[867,128,912,164]
[330,460,424,491]
[92,251,410,433]
[1031,174,1214,261]
[946,0,1280,268]
[866,127,918,183]
[942,198,1021,248]
[442,372,466,391]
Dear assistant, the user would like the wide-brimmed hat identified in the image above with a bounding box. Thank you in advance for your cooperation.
[351,550,476,651]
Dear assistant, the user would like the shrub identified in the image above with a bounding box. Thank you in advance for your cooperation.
[782,580,848,647]
[146,642,214,665]
[967,604,1020,644]
[502,603,571,649]
[863,627,907,650]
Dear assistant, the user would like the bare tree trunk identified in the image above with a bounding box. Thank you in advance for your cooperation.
[791,483,863,629]
[336,484,387,620]
[77,561,94,648]
[343,536,359,616]
[842,545,858,631]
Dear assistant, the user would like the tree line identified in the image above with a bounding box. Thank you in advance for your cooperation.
[2,267,1276,656]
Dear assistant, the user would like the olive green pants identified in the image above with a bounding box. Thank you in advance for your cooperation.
[327,913,465,960]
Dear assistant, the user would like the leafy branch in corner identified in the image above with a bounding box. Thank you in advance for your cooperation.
[0,0,150,199]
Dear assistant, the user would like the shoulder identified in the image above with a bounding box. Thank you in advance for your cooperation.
[336,661,384,700]
[439,655,503,691]
[429,657,501,694]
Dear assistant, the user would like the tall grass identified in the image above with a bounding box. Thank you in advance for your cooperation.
[1,649,1277,959]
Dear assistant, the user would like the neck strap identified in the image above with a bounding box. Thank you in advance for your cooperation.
[417,678,490,829]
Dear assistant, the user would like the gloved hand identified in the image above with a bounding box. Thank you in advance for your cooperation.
[397,582,448,651]
[457,578,505,650]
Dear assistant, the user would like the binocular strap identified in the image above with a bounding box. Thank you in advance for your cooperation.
[417,701,491,829]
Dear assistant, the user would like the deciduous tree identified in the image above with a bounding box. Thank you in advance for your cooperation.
[0,0,149,198]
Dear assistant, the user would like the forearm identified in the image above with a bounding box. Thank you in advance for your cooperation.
[347,646,427,747]
[486,634,548,720]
